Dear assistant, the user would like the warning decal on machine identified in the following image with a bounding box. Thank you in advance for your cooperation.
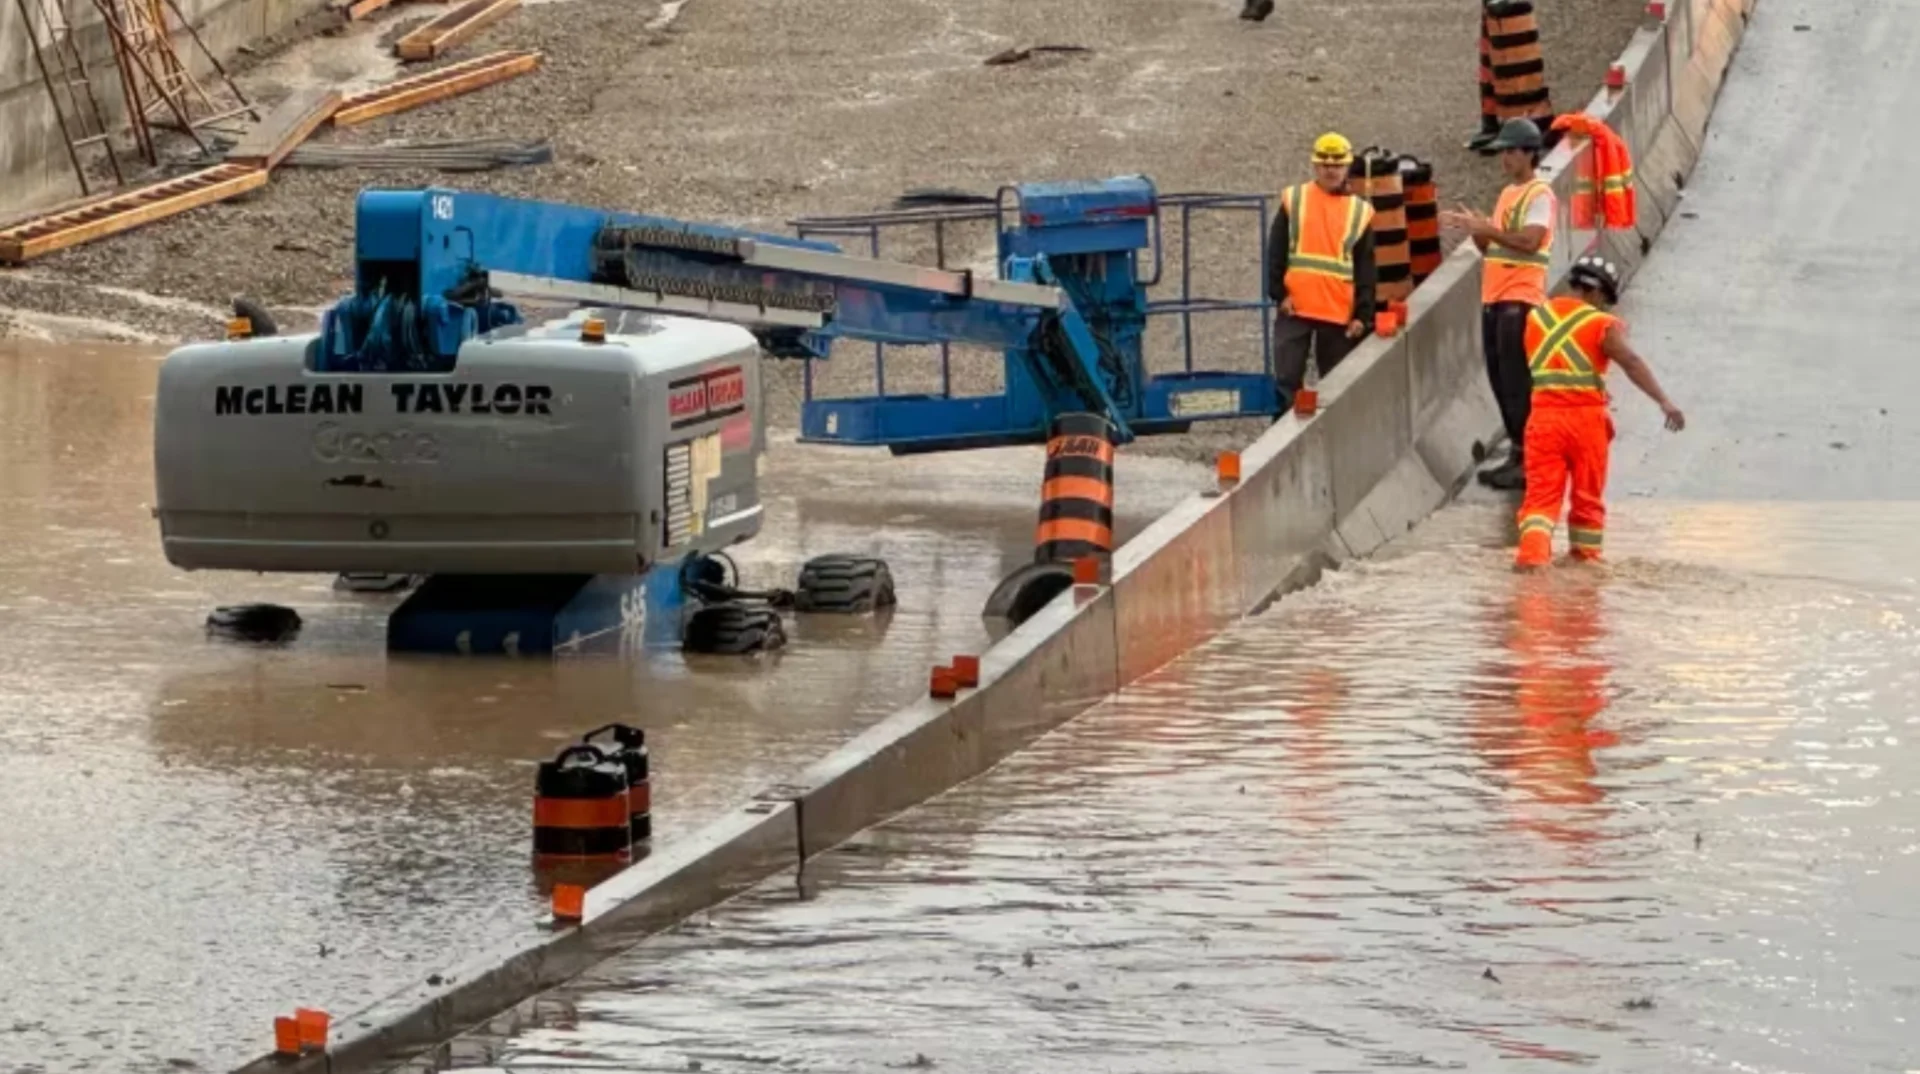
[666,365,748,429]
[662,431,724,548]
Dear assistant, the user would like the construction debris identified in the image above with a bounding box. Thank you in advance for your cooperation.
[92,0,261,159]
[394,0,522,61]
[334,49,546,125]
[226,88,344,170]
[333,0,400,21]
[0,163,267,265]
[983,44,1093,66]
[268,137,552,172]
[0,46,546,267]
[13,0,124,194]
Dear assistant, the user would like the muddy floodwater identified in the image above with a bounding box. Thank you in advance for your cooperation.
[425,5,1920,1064]
[0,340,1208,1072]
[434,496,1920,1074]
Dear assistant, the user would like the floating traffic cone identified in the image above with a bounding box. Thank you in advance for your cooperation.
[532,745,631,867]
[581,724,651,844]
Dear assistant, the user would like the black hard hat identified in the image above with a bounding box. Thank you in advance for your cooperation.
[1485,118,1544,151]
[1568,254,1622,303]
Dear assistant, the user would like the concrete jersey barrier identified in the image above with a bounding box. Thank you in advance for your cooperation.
[237,3,1761,1069]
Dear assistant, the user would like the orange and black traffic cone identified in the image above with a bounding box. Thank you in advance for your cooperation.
[1468,9,1500,151]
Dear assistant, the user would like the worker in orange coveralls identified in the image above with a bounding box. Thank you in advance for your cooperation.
[1514,255,1685,569]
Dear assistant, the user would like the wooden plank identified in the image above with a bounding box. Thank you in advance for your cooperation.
[0,165,268,264]
[394,0,521,62]
[225,88,343,170]
[333,50,543,126]
[343,0,398,18]
[0,187,127,232]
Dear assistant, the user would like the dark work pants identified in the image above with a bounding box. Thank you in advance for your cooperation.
[1482,301,1534,458]
[1274,313,1358,395]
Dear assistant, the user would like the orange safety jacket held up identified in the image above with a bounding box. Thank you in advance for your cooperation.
[1482,178,1555,307]
[1275,182,1377,327]
[1551,114,1637,230]
[1523,295,1620,407]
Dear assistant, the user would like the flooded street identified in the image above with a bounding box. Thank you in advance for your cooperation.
[425,4,1920,1071]
[0,339,1207,1072]
[433,496,1920,1074]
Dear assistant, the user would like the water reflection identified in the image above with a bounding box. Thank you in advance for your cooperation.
[1474,571,1617,849]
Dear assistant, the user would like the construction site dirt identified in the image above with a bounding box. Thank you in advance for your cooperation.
[0,0,1647,463]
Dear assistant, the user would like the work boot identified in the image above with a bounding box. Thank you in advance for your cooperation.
[1465,117,1500,153]
[1514,529,1552,570]
[1477,455,1526,491]
[1240,0,1274,21]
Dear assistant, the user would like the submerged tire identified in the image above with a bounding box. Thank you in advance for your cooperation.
[206,602,302,643]
[793,554,897,614]
[684,603,787,654]
[981,561,1076,627]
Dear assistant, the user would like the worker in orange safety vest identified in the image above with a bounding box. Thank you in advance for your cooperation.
[1514,255,1684,570]
[1442,117,1555,492]
[1266,131,1377,404]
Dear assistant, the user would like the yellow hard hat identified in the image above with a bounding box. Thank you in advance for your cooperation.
[1312,132,1354,165]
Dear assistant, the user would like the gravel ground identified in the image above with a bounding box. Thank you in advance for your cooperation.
[0,0,1645,460]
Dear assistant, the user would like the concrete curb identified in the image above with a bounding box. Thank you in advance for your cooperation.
[234,4,1759,1069]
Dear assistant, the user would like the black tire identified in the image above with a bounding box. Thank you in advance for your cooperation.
[793,554,897,614]
[206,603,302,643]
[981,561,1076,626]
[684,602,787,654]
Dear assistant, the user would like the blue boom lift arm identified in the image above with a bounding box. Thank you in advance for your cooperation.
[318,176,1282,454]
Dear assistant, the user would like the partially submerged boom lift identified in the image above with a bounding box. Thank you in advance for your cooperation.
[151,176,1281,654]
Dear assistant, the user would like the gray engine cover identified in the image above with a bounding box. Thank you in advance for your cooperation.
[152,309,765,575]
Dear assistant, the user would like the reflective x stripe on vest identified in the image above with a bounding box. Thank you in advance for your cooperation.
[1284,184,1372,281]
[1486,179,1553,269]
[1527,302,1607,395]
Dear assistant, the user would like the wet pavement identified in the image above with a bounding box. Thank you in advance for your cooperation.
[417,4,1920,1072]
[1599,0,1920,502]
[0,339,1208,1072]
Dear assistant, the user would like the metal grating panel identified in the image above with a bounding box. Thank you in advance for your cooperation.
[663,441,695,548]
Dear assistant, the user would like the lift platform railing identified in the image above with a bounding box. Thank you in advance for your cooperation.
[789,188,1279,426]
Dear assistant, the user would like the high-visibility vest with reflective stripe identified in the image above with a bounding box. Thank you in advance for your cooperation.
[1281,182,1375,326]
[1524,295,1618,407]
[1482,178,1554,306]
